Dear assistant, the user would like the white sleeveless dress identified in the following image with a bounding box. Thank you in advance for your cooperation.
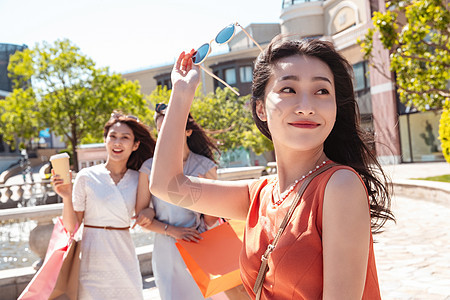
[140,152,216,300]
[72,164,143,300]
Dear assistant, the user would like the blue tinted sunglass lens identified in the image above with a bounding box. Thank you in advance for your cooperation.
[155,103,167,112]
[192,43,210,64]
[215,24,235,44]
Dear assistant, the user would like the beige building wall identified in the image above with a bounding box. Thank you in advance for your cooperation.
[124,66,171,96]
[280,1,325,37]
[229,24,280,51]
[339,45,364,64]
[76,144,107,171]
[281,15,325,37]
[325,0,368,34]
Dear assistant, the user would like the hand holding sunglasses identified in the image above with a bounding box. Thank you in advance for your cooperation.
[191,22,263,96]
[171,49,202,93]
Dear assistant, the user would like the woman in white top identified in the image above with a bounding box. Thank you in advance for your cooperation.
[134,103,221,300]
[52,112,156,300]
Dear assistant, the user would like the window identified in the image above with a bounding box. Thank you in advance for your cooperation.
[155,73,172,89]
[164,79,172,89]
[239,66,253,83]
[353,61,372,115]
[157,79,172,89]
[224,68,236,85]
[353,61,370,92]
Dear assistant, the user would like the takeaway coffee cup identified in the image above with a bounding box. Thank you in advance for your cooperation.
[50,153,71,184]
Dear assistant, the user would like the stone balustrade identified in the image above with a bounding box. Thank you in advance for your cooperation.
[266,162,277,175]
[0,180,59,209]
[217,166,266,180]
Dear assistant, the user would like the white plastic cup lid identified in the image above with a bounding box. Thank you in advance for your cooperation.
[49,153,70,161]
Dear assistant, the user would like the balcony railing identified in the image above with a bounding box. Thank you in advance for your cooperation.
[282,0,324,9]
[0,180,59,209]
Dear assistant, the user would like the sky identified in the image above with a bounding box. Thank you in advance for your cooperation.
[1,0,282,74]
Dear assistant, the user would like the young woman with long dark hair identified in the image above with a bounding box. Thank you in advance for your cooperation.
[52,112,156,299]
[150,37,394,299]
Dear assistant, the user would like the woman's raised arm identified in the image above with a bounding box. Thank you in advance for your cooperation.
[150,51,251,220]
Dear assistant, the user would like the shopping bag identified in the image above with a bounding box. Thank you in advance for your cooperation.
[18,217,80,300]
[49,237,81,300]
[175,220,245,298]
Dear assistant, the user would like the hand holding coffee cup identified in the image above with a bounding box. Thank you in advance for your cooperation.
[50,153,71,184]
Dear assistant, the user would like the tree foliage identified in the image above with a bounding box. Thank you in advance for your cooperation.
[360,0,449,110]
[147,85,273,157]
[1,88,38,148]
[1,39,150,171]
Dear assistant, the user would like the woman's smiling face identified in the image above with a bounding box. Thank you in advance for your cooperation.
[104,122,139,161]
[256,55,337,152]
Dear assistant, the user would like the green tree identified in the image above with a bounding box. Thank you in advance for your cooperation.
[1,39,150,171]
[360,0,449,109]
[360,0,450,162]
[148,85,273,157]
[0,88,38,150]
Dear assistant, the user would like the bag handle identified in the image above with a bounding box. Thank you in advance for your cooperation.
[253,163,338,299]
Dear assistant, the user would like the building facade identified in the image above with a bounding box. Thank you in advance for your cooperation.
[123,0,444,164]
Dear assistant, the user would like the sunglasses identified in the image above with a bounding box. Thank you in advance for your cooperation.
[110,112,139,122]
[155,103,167,113]
[192,22,263,96]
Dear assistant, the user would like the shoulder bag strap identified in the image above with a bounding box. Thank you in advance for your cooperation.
[253,163,339,300]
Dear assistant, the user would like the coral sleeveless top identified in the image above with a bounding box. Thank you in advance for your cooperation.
[240,163,381,299]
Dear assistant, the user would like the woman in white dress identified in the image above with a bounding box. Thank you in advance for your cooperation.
[52,112,156,300]
[134,103,221,300]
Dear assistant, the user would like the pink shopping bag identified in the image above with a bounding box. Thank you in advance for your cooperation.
[18,217,75,300]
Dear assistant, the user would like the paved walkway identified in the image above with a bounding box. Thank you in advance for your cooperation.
[381,161,450,181]
[375,195,450,299]
[143,276,160,300]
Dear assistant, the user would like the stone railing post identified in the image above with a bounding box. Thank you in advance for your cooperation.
[28,216,55,269]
